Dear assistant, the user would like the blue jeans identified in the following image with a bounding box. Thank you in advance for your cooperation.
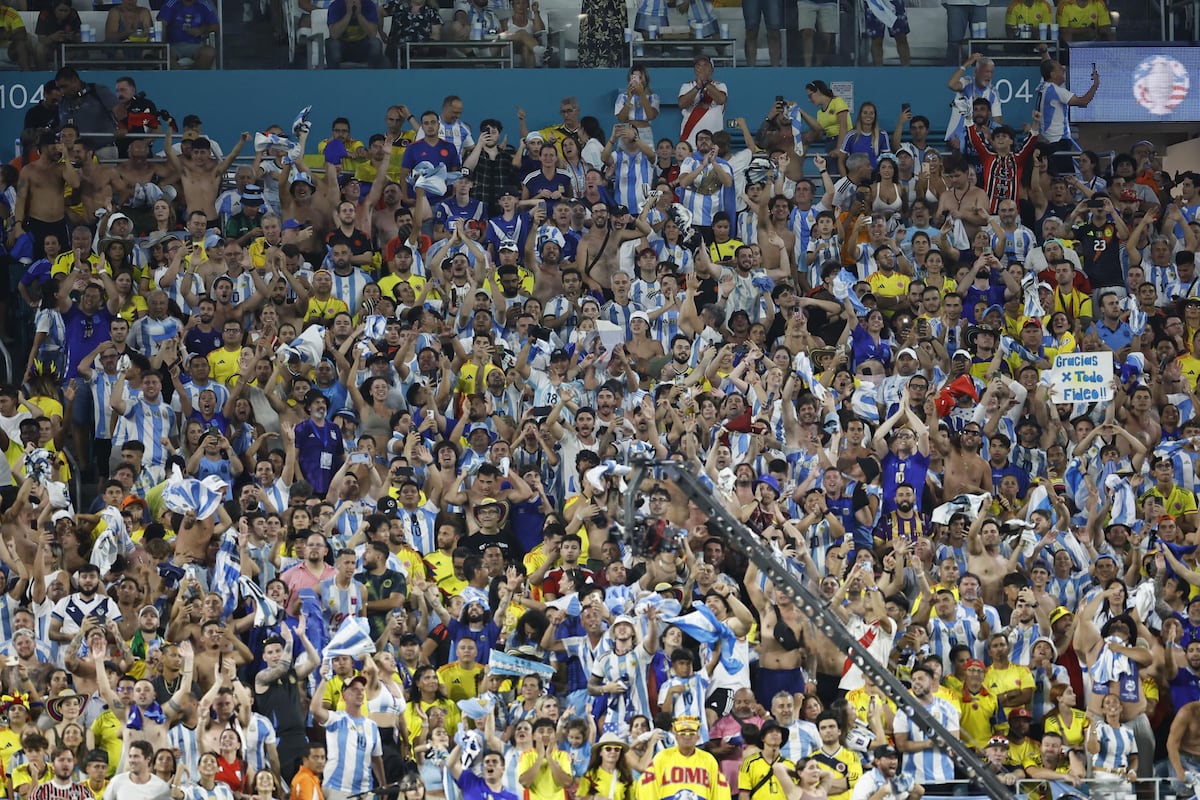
[326,36,385,68]
[943,3,985,63]
[743,0,784,30]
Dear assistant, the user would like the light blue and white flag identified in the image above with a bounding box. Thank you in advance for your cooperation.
[487,650,556,680]
[211,531,242,618]
[831,268,870,317]
[279,325,326,367]
[292,105,312,137]
[793,352,828,401]
[663,605,744,674]
[851,383,881,423]
[864,0,896,28]
[544,593,582,618]
[407,162,461,196]
[238,576,279,627]
[363,314,388,340]
[1104,473,1137,527]
[162,467,226,521]
[324,616,375,659]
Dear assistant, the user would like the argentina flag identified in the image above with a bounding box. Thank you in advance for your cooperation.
[663,605,744,673]
[324,617,375,659]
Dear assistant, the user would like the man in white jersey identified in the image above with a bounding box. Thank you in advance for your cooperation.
[893,665,960,792]
[588,608,659,736]
[1035,48,1099,175]
[309,673,385,800]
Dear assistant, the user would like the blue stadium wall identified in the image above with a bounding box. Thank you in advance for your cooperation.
[0,67,1042,157]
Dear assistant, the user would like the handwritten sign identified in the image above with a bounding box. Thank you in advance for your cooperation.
[1048,351,1113,404]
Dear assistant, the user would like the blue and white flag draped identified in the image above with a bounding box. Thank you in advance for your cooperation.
[162,467,226,521]
[211,531,242,618]
[663,605,744,674]
[864,0,896,28]
[536,225,567,252]
[1000,335,1039,364]
[851,383,881,423]
[1022,273,1045,319]
[363,314,388,341]
[279,324,326,367]
[1023,484,1055,523]
[1091,636,1133,684]
[544,593,582,618]
[633,593,682,619]
[407,162,460,196]
[23,448,53,484]
[90,529,121,576]
[793,352,828,401]
[487,650,556,680]
[299,590,328,652]
[1155,438,1192,459]
[457,694,497,722]
[147,319,180,344]
[931,493,991,525]
[255,132,294,154]
[1103,472,1137,527]
[324,616,375,659]
[292,105,312,137]
[831,268,870,316]
[238,576,279,627]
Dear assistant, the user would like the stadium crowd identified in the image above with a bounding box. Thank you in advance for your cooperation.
[0,44,1194,800]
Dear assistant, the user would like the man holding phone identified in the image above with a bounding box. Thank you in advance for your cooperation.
[1035,47,1099,175]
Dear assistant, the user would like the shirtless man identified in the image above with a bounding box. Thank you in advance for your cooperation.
[757,158,803,279]
[967,516,1019,604]
[1168,701,1200,792]
[93,641,196,754]
[116,138,173,208]
[198,659,252,754]
[12,131,79,260]
[574,202,651,291]
[936,153,990,242]
[936,422,992,501]
[163,123,249,220]
[76,140,123,221]
[805,575,849,706]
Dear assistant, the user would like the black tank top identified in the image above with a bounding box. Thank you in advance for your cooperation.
[255,670,306,735]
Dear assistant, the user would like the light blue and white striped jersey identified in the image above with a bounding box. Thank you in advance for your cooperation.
[946,77,1002,146]
[725,269,769,322]
[169,724,200,781]
[736,208,758,245]
[87,370,122,439]
[1036,81,1076,144]
[682,0,717,33]
[612,150,654,214]
[561,632,612,692]
[34,308,66,358]
[782,721,821,762]
[590,643,654,733]
[894,697,959,783]
[544,295,580,338]
[439,119,475,159]
[678,156,732,226]
[318,576,368,631]
[113,397,176,467]
[991,226,1036,264]
[806,235,841,286]
[526,372,582,408]
[177,378,230,416]
[650,238,694,274]
[927,611,982,666]
[262,478,290,516]
[1092,722,1137,772]
[224,270,256,307]
[614,91,661,125]
[322,712,384,793]
[154,265,205,315]
[333,497,376,539]
[651,300,681,349]
[182,781,235,800]
[634,0,668,21]
[657,672,711,741]
[788,205,824,261]
[630,278,660,309]
[1046,574,1090,609]
[397,503,439,555]
[1145,262,1179,306]
[331,267,373,312]
[603,299,643,337]
[855,241,881,278]
[245,712,279,775]
[1006,623,1041,667]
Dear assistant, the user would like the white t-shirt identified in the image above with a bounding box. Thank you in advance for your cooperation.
[106,773,172,800]
[677,80,728,146]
